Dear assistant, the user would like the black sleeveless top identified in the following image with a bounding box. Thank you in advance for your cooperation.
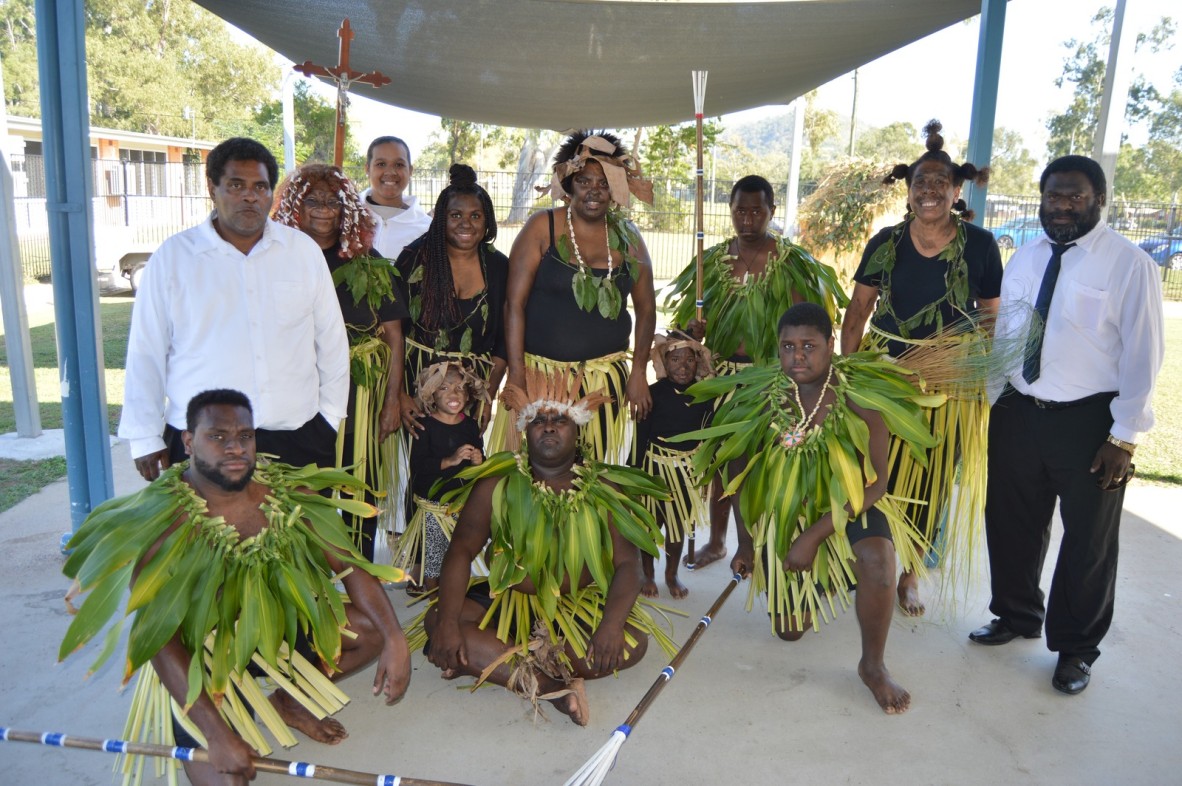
[523,210,632,362]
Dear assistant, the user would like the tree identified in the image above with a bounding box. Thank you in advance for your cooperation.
[1045,7,1174,160]
[418,118,486,170]
[249,81,365,175]
[987,127,1038,195]
[0,0,279,141]
[634,120,724,230]
[505,128,560,224]
[853,121,924,165]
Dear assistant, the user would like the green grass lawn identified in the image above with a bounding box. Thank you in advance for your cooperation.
[1,291,1179,513]
[0,298,131,512]
[1129,316,1182,484]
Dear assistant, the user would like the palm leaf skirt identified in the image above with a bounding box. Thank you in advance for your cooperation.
[391,496,488,582]
[748,497,929,634]
[405,583,680,668]
[642,444,709,543]
[115,640,348,786]
[488,351,633,463]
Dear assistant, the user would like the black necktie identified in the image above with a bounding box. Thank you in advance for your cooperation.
[1022,242,1076,383]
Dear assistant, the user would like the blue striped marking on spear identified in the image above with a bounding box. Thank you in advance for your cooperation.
[563,572,742,786]
[0,727,472,786]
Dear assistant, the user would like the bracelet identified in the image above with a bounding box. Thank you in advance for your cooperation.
[1106,434,1136,455]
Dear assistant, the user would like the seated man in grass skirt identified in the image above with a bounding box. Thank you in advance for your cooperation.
[421,368,676,726]
[60,389,411,785]
[684,304,939,714]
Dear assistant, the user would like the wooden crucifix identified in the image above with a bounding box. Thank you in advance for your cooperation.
[293,18,391,167]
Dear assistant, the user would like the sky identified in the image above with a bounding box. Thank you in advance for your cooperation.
[290,0,1180,165]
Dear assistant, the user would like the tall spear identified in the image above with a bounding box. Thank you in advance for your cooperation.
[688,69,708,567]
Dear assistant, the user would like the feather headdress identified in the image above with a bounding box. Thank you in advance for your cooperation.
[500,367,611,432]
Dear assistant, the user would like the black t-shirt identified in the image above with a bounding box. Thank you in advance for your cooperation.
[395,237,509,359]
[324,246,409,339]
[409,414,484,499]
[634,377,715,459]
[853,220,1002,357]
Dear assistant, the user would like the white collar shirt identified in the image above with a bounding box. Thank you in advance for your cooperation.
[992,220,1164,442]
[118,215,349,459]
[362,190,432,260]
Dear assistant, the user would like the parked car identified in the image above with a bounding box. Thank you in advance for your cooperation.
[989,218,1045,250]
[1138,234,1182,271]
[93,226,156,292]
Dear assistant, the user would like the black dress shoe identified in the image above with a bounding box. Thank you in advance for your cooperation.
[1052,657,1091,695]
[968,619,1041,645]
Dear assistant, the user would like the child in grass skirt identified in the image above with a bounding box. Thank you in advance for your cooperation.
[394,360,489,592]
[633,331,715,599]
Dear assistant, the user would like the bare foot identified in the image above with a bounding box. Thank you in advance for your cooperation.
[685,543,727,570]
[270,690,349,743]
[858,660,910,715]
[897,571,925,617]
[544,678,590,727]
[640,578,659,598]
[665,573,689,599]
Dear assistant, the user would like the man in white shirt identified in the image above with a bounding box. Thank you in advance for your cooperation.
[118,138,349,480]
[968,156,1164,695]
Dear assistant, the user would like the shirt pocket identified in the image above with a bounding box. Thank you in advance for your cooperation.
[271,281,314,330]
[1061,281,1107,332]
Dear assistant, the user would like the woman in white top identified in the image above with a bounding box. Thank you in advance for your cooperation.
[362,135,432,260]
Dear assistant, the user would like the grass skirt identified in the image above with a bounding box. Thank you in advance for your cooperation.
[748,498,928,634]
[642,443,708,543]
[489,351,632,462]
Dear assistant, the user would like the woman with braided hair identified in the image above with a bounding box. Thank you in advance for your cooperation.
[841,120,1003,616]
[273,163,408,561]
[394,163,509,429]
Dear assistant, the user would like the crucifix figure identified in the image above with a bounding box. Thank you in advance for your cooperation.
[293,18,391,167]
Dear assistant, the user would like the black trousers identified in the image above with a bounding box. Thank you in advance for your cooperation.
[165,412,338,470]
[984,388,1124,665]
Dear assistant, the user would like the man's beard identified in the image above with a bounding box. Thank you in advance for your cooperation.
[1039,201,1102,243]
[193,455,255,492]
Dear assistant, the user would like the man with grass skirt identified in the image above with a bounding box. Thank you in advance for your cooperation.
[686,304,938,714]
[60,390,411,785]
[422,368,677,726]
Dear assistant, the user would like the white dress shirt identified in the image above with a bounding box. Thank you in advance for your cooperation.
[118,215,350,459]
[361,190,432,260]
[993,221,1164,442]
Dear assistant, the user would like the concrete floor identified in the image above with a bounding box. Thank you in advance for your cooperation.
[2,441,1181,785]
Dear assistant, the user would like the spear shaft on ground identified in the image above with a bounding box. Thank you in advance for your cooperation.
[563,573,741,786]
[0,727,471,786]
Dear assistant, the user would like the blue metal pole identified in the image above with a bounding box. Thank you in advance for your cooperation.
[35,0,115,546]
[964,0,1008,225]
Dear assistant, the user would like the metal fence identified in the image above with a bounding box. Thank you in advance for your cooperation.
[11,155,1182,299]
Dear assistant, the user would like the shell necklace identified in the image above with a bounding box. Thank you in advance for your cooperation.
[567,201,612,277]
[781,368,833,449]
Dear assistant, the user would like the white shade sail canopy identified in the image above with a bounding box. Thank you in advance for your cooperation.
[196,0,985,129]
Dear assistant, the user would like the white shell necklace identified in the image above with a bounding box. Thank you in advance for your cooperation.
[781,368,833,449]
[567,201,612,277]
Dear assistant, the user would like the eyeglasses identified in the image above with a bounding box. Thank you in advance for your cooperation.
[305,198,343,210]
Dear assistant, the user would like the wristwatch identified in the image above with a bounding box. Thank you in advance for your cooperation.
[1106,434,1136,455]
